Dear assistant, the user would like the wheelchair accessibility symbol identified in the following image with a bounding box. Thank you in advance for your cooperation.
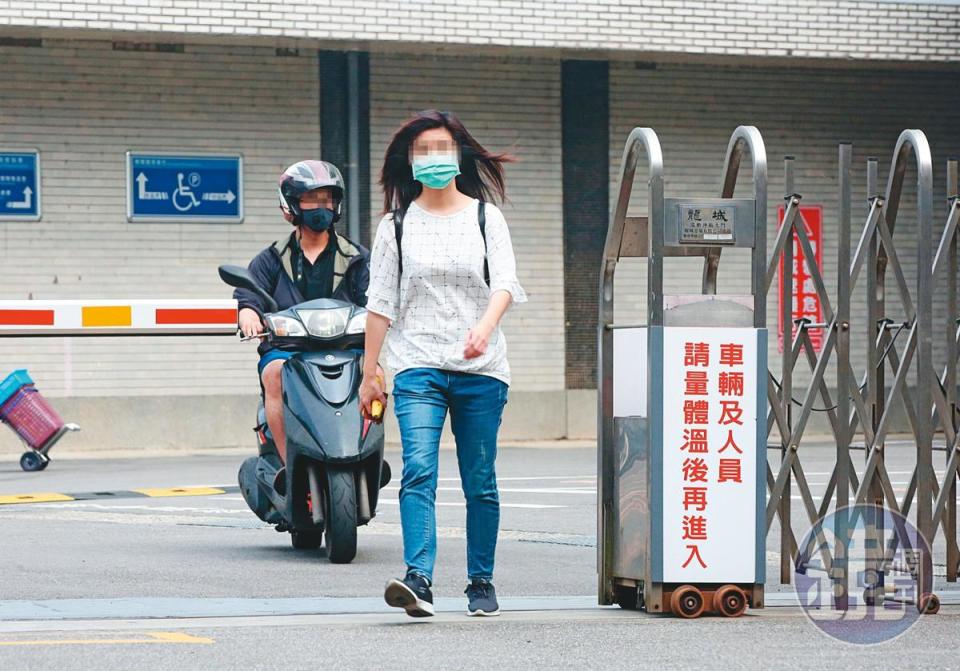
[172,172,202,212]
[128,153,242,222]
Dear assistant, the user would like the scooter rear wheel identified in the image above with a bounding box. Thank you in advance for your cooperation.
[325,468,357,564]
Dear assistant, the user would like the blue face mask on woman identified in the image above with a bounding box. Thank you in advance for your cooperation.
[412,153,461,190]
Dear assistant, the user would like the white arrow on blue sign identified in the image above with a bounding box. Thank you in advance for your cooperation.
[0,151,40,221]
[126,152,243,223]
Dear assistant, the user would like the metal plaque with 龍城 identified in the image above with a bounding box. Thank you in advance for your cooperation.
[680,206,734,243]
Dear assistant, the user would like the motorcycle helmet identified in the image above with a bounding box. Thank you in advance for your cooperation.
[278,160,345,226]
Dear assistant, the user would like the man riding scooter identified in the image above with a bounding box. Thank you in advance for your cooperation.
[235,160,370,495]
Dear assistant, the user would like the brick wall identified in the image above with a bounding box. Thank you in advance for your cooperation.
[0,38,320,396]
[1,1,958,63]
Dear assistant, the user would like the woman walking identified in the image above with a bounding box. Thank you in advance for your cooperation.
[360,110,526,618]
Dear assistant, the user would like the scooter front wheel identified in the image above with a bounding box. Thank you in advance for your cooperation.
[324,468,357,564]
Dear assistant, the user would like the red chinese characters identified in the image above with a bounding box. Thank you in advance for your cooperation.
[717,341,746,497]
[678,341,711,570]
[777,205,824,353]
[675,337,750,574]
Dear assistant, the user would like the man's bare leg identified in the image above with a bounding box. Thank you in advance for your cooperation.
[261,360,287,464]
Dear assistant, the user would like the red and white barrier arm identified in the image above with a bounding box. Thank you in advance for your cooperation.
[0,300,239,336]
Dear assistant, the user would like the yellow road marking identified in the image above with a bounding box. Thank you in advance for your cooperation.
[133,486,226,498]
[144,632,214,643]
[81,305,132,328]
[0,631,214,647]
[0,492,74,505]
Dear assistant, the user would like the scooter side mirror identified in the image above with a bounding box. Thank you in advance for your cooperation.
[218,264,280,313]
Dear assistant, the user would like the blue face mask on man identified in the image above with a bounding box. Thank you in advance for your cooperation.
[301,207,337,232]
[412,152,461,190]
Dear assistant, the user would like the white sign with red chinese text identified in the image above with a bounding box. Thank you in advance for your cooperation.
[661,327,758,583]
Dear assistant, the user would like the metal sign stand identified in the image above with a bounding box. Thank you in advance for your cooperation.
[599,127,768,617]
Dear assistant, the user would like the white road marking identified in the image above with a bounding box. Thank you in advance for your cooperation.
[439,475,596,482]
[195,475,597,488]
[377,499,564,509]
[52,503,250,514]
[381,486,593,495]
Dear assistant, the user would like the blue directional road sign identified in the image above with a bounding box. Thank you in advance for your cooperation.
[0,151,40,221]
[127,153,243,223]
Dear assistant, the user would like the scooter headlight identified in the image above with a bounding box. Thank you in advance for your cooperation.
[267,314,307,337]
[346,310,367,335]
[297,307,351,339]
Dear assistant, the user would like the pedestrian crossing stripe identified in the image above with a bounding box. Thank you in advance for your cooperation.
[133,486,226,498]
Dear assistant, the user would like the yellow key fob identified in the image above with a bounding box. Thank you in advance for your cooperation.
[370,374,385,420]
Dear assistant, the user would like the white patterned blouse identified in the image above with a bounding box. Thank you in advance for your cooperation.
[365,198,527,385]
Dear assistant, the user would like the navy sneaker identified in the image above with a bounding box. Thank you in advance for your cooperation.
[465,579,500,616]
[385,572,435,617]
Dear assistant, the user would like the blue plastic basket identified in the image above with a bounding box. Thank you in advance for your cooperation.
[0,369,34,407]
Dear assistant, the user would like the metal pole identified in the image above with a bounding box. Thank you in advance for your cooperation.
[780,156,794,585]
[865,156,884,604]
[346,51,361,242]
[946,158,958,582]
[835,143,853,609]
[598,128,664,605]
[906,133,936,563]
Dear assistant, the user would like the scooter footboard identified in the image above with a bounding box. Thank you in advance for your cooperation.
[239,456,281,524]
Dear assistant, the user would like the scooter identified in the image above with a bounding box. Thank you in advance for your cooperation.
[218,264,391,564]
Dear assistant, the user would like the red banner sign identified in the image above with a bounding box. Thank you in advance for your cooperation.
[777,205,823,353]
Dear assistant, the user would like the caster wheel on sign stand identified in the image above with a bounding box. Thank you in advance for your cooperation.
[669,585,705,619]
[713,585,748,617]
[614,584,641,611]
[20,451,48,472]
[918,592,940,615]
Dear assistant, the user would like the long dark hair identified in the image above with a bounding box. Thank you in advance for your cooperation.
[379,109,513,214]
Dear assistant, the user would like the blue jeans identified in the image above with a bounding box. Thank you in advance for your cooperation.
[393,368,508,583]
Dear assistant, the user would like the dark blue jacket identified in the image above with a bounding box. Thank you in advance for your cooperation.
[234,231,370,356]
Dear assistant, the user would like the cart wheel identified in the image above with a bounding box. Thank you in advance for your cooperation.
[614,584,641,610]
[669,585,705,619]
[918,592,940,615]
[713,585,747,617]
[20,451,46,472]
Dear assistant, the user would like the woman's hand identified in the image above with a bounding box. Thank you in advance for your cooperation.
[238,308,264,338]
[359,366,387,421]
[464,319,495,360]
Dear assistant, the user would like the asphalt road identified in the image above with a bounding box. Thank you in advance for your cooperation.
[0,442,957,670]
